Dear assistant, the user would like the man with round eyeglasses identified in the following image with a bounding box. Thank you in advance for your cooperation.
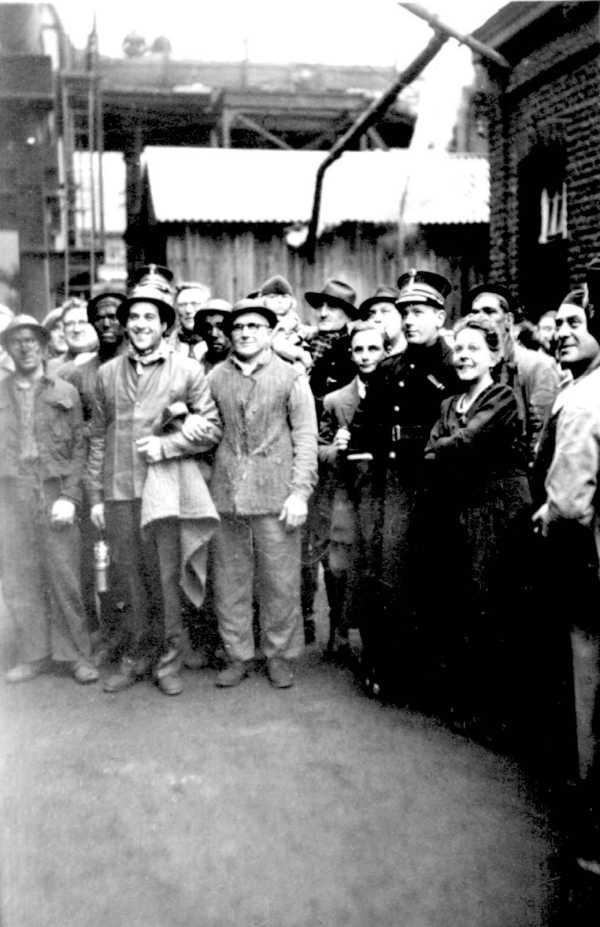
[184,298,318,689]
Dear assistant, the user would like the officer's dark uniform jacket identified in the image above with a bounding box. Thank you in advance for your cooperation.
[357,336,459,476]
[0,374,85,504]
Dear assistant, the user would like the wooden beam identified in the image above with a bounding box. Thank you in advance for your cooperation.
[232,112,292,150]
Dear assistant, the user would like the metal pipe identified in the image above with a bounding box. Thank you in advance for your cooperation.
[304,28,448,262]
[399,2,511,70]
[88,79,97,289]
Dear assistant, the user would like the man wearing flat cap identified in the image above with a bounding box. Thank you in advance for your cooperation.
[0,315,98,685]
[357,269,460,701]
[463,282,559,464]
[86,275,222,695]
[184,298,318,688]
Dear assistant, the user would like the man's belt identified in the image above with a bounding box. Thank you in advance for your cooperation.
[390,424,429,444]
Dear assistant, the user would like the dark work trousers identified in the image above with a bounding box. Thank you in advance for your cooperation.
[0,477,92,666]
[105,500,182,662]
[358,467,424,701]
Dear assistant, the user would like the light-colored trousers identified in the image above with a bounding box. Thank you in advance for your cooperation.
[212,513,304,663]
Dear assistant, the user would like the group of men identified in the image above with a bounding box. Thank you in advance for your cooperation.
[3,257,600,871]
[0,260,596,713]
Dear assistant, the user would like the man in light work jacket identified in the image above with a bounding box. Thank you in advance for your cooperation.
[87,272,222,696]
[0,315,98,685]
[185,298,318,689]
[533,281,600,874]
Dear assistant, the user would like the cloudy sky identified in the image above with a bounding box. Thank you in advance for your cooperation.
[54,0,504,67]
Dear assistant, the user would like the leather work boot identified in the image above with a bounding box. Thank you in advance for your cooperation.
[103,656,141,693]
[73,662,100,685]
[267,657,294,689]
[154,647,183,696]
[215,660,250,688]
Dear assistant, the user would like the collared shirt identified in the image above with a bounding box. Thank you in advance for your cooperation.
[229,347,272,377]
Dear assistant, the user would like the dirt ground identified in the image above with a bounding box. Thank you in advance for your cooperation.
[0,582,596,926]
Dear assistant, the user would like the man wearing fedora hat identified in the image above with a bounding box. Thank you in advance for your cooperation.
[463,282,559,464]
[359,284,406,357]
[304,278,359,414]
[0,314,98,684]
[357,269,460,701]
[186,297,317,688]
[301,278,359,641]
[86,275,222,695]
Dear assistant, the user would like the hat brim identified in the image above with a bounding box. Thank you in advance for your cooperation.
[193,307,232,334]
[117,297,176,331]
[396,293,446,310]
[0,322,49,350]
[226,305,278,331]
[304,292,358,317]
[87,291,127,321]
[465,284,513,315]
[358,295,399,316]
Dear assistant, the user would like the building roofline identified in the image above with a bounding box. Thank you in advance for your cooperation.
[472,2,558,50]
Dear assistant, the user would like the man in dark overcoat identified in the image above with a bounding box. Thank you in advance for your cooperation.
[357,269,459,700]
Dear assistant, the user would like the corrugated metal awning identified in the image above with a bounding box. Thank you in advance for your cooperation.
[143,147,488,230]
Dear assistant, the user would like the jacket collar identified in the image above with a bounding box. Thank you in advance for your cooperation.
[229,347,273,376]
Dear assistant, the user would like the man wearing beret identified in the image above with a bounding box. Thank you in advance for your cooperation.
[463,283,560,464]
[0,315,98,684]
[185,298,318,688]
[357,269,460,701]
[87,270,222,695]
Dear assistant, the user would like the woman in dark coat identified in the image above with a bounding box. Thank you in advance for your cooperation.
[424,317,532,738]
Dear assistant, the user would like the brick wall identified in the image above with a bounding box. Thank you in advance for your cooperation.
[483,6,600,308]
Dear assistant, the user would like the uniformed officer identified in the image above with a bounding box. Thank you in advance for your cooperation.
[356,269,460,701]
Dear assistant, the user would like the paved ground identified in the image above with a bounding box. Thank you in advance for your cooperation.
[0,584,595,926]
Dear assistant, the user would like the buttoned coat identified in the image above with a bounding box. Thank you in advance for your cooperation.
[208,350,318,516]
[0,374,85,504]
[86,343,222,505]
